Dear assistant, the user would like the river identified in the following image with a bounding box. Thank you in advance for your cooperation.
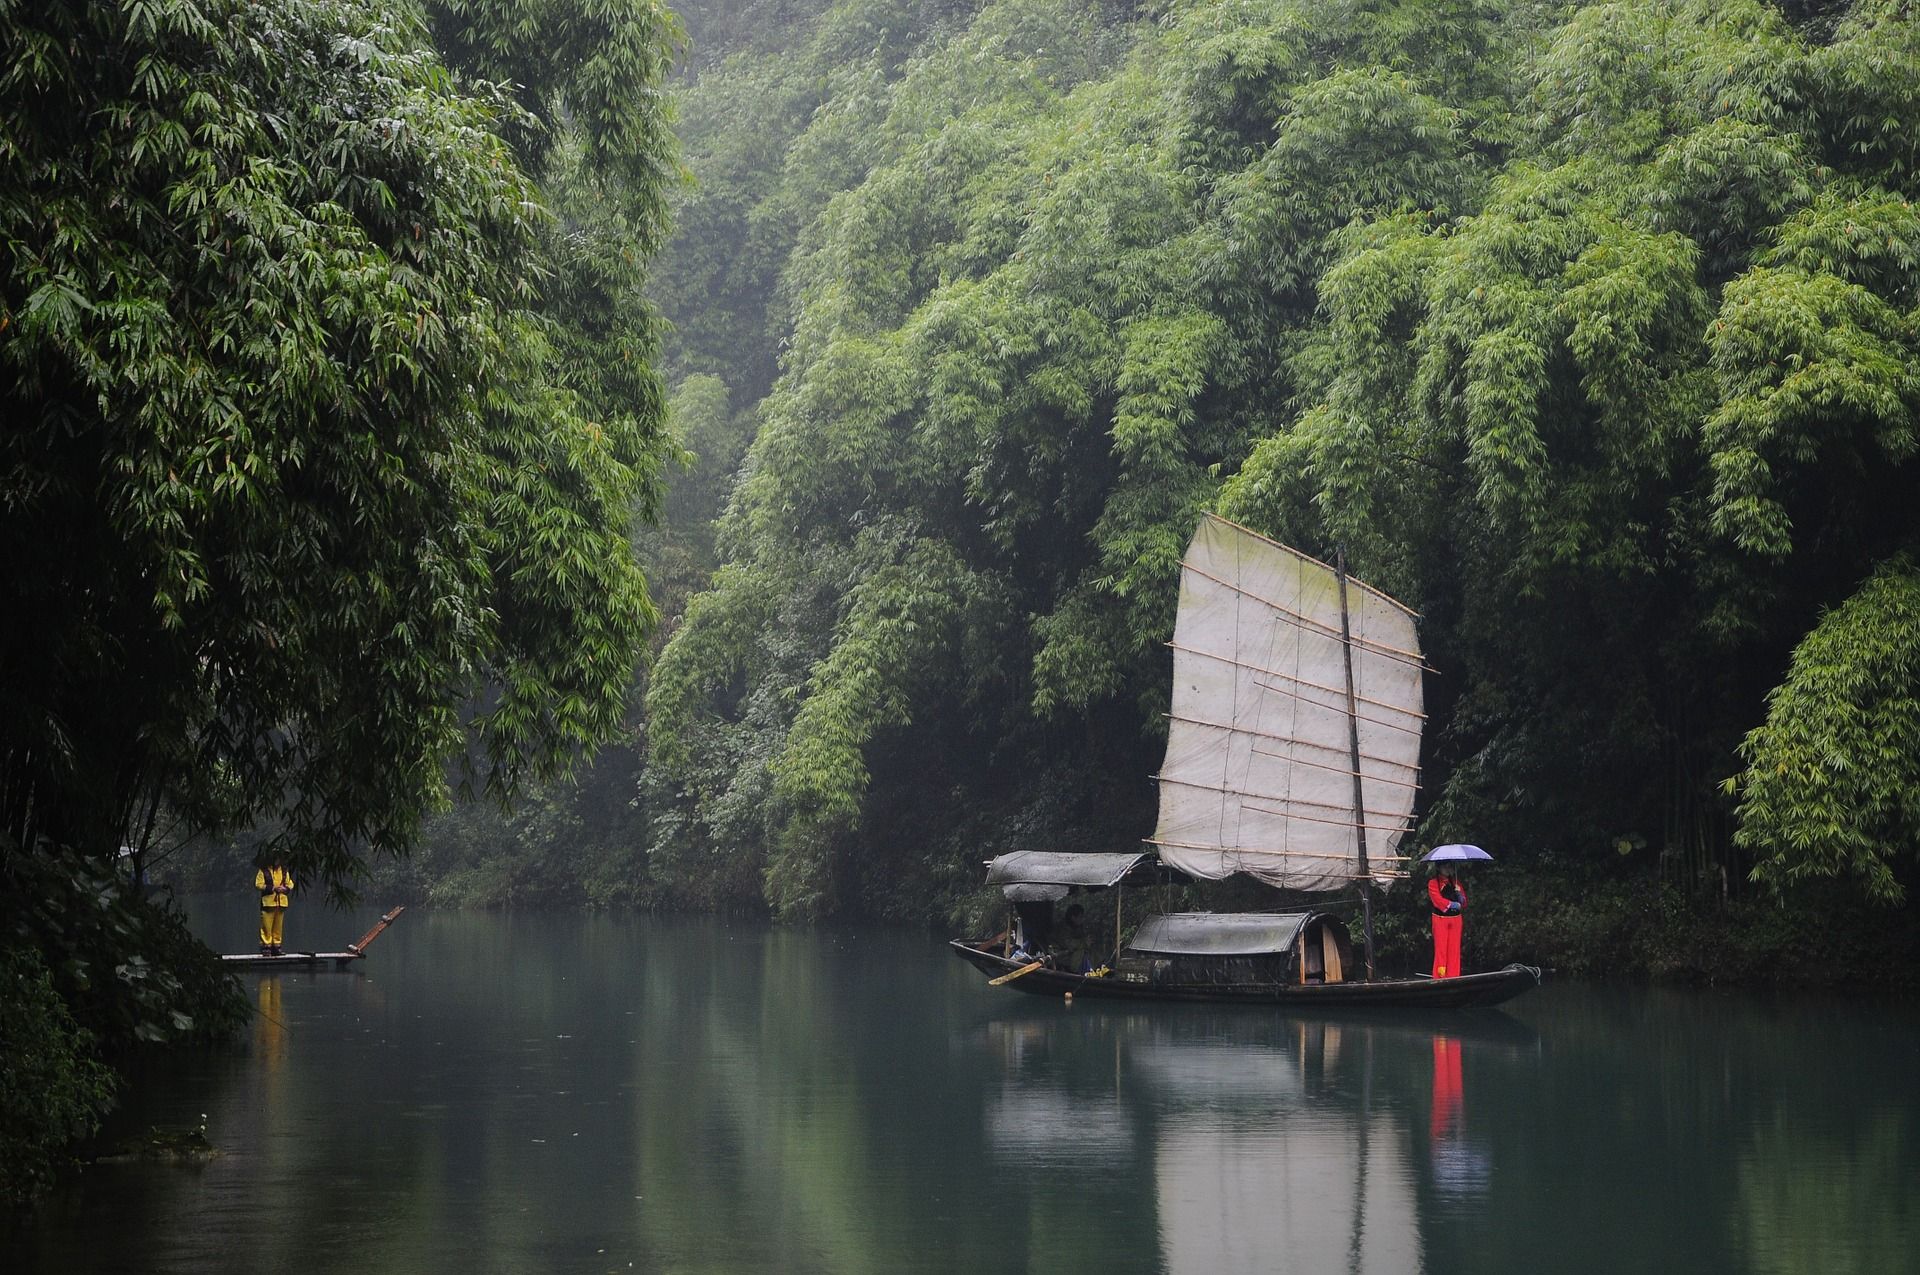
[8,902,1917,1274]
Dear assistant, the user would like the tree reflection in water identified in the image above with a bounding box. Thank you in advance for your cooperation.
[12,914,1917,1275]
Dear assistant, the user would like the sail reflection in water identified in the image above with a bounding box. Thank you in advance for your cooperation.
[1150,1023,1418,1274]
[978,1006,1535,1274]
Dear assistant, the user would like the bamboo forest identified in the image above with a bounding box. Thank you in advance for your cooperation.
[4,0,1920,1268]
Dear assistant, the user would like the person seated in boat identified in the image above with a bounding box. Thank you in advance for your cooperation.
[1010,900,1053,960]
[1054,902,1092,973]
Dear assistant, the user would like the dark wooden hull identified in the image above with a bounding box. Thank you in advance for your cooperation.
[951,940,1540,1009]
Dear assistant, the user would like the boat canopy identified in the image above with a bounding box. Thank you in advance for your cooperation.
[1126,911,1313,956]
[985,851,1182,902]
[1151,514,1424,893]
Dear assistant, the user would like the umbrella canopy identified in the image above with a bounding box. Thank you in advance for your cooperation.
[1421,844,1493,863]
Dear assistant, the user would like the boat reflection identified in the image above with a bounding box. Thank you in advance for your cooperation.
[978,1008,1533,1273]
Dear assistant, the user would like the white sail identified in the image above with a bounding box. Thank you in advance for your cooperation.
[1151,515,1423,891]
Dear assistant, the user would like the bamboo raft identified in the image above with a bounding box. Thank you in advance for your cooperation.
[221,906,405,970]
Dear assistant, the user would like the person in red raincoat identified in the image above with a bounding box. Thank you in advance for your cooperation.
[1428,867,1465,979]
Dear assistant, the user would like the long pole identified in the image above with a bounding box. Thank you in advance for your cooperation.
[1335,548,1376,981]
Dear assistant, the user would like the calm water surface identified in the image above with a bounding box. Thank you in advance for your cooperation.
[9,902,1918,1274]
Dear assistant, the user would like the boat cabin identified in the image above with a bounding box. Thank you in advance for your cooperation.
[987,849,1188,969]
[984,851,1354,987]
[1113,911,1356,988]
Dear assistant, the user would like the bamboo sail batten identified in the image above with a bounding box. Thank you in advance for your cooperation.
[1248,673,1424,739]
[1247,742,1421,791]
[1239,798,1414,835]
[1168,641,1429,722]
[1154,774,1418,834]
[1149,838,1412,864]
[1165,712,1423,781]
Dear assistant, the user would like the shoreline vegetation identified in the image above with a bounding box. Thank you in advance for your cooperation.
[7,0,1920,1207]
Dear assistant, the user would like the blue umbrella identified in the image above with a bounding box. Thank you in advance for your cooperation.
[1421,844,1493,863]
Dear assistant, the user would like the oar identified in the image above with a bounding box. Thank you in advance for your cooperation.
[988,960,1044,986]
[347,905,406,955]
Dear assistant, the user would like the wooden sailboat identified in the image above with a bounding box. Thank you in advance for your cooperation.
[952,514,1539,1008]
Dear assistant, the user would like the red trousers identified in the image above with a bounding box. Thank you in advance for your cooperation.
[1431,913,1462,979]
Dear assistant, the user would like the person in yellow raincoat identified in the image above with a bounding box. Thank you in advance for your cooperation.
[255,861,295,954]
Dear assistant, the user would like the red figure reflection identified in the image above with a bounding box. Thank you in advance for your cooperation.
[1430,1034,1462,1142]
[1429,1032,1492,1198]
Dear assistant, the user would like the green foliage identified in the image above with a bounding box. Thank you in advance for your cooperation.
[426,0,685,206]
[1706,261,1918,556]
[0,943,115,1207]
[767,535,984,910]
[1735,558,1920,903]
[1257,0,1920,899]
[1,0,679,1196]
[648,564,785,780]
[0,838,244,1051]
[0,0,679,892]
[0,833,246,1203]
[367,740,656,906]
[1452,855,1920,984]
[647,0,1920,923]
[646,0,1529,916]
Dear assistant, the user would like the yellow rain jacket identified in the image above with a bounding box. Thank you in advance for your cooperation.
[256,865,295,907]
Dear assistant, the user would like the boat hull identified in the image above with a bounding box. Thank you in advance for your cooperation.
[220,951,365,970]
[950,940,1540,1009]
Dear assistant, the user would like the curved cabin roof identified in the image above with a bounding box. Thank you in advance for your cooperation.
[1126,911,1321,956]
[985,851,1188,901]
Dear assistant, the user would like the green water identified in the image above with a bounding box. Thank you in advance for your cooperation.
[9,904,1917,1274]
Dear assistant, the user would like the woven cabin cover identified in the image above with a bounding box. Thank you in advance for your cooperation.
[1151,515,1423,891]
[1126,912,1311,956]
[984,850,1160,893]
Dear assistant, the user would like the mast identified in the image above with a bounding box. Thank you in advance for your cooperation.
[1335,547,1376,981]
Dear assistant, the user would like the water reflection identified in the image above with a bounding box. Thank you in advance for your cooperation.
[975,1009,1532,1274]
[1147,1022,1418,1275]
[1427,1035,1489,1201]
[6,909,1916,1275]
[255,975,286,1071]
